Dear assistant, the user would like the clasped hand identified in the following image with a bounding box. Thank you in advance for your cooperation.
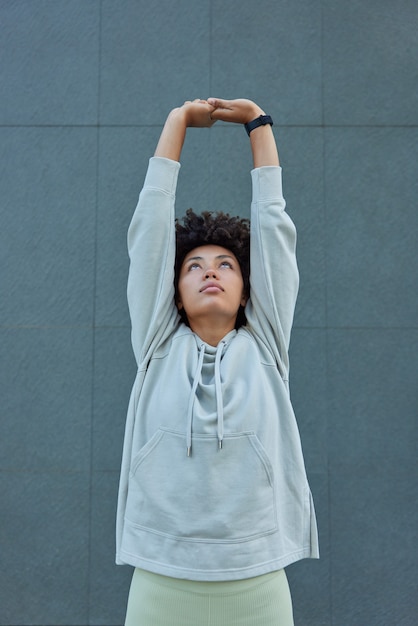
[180,98,264,128]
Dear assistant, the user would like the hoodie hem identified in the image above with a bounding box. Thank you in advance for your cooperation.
[116,547,317,581]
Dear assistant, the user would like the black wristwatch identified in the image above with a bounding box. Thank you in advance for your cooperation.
[244,114,274,136]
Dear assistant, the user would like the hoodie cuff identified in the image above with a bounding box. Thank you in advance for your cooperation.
[143,157,181,196]
[251,166,283,203]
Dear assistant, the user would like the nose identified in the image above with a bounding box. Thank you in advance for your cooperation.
[204,268,218,279]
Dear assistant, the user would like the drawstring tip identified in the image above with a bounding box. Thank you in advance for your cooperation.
[218,439,223,450]
[187,446,191,457]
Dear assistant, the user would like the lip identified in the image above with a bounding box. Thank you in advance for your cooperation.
[200,282,224,293]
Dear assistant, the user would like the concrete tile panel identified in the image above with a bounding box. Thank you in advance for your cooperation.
[93,327,136,471]
[0,0,100,125]
[323,0,418,125]
[330,465,417,624]
[100,0,211,125]
[290,329,328,474]
[0,327,92,471]
[174,127,212,217]
[0,471,90,625]
[209,125,253,219]
[328,329,417,624]
[211,0,322,125]
[327,329,417,468]
[287,472,331,626]
[325,127,418,328]
[0,127,97,326]
[89,471,133,626]
[279,128,326,328]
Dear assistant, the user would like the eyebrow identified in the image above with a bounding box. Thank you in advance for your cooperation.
[185,254,235,263]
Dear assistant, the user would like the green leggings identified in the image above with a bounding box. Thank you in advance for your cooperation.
[125,568,294,626]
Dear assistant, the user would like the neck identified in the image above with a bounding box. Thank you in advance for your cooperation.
[187,317,236,347]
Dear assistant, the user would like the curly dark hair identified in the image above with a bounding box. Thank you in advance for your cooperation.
[175,208,250,328]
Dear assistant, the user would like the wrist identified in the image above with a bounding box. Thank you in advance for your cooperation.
[167,107,188,127]
[244,107,265,123]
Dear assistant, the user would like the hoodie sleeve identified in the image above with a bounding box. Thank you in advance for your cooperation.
[245,166,299,378]
[127,157,181,365]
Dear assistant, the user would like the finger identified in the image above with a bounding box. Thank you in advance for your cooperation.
[208,107,236,122]
[207,97,231,109]
[184,99,209,106]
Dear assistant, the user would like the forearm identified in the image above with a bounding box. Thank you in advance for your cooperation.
[154,108,188,162]
[250,124,280,168]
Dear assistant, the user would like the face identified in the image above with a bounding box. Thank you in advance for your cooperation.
[177,244,247,327]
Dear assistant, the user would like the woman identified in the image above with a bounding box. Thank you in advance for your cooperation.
[117,98,319,625]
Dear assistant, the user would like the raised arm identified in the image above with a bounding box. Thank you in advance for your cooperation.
[207,98,279,168]
[208,99,297,371]
[128,100,216,363]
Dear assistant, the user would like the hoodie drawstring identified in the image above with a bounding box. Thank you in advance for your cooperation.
[215,341,226,450]
[186,340,226,456]
[186,344,205,456]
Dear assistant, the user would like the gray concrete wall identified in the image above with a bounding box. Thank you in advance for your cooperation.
[1,1,417,624]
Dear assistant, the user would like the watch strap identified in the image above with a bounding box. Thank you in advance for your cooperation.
[244,114,273,136]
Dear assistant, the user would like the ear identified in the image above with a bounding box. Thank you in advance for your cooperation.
[240,291,248,307]
[176,299,183,311]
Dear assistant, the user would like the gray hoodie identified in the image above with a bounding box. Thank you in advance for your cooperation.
[116,157,319,581]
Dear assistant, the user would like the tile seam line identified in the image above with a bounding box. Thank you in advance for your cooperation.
[1,124,417,129]
[86,1,103,623]
[320,1,332,618]
[208,0,213,203]
[294,326,418,331]
[0,324,131,329]
[1,324,417,330]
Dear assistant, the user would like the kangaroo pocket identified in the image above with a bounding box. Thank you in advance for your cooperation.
[125,429,278,543]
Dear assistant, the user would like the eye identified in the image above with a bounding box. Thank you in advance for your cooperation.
[220,260,233,269]
[188,262,201,271]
